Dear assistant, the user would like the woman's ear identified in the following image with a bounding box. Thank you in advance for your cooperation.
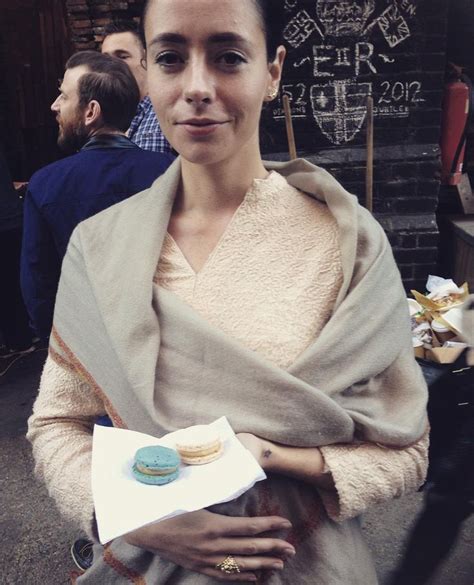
[268,45,286,87]
[265,45,286,102]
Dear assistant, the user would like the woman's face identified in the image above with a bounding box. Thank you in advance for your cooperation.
[144,0,285,166]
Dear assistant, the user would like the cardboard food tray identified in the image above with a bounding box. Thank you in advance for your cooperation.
[424,346,466,364]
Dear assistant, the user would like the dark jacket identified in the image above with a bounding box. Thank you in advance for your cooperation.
[0,147,23,233]
[21,134,173,339]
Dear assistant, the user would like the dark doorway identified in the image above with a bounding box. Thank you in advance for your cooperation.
[0,0,73,180]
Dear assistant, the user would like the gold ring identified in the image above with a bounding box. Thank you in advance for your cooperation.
[216,555,241,574]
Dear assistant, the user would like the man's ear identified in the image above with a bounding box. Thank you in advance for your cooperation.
[83,100,102,128]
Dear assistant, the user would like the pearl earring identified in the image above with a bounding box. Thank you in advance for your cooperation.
[266,87,279,100]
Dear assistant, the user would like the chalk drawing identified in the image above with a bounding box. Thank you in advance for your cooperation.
[313,45,335,77]
[334,47,351,68]
[282,82,309,106]
[274,1,422,145]
[378,4,411,48]
[284,10,322,48]
[310,80,372,145]
[294,56,312,68]
[375,79,425,117]
[379,53,396,63]
[312,43,377,78]
[274,83,309,120]
[354,42,377,75]
[398,0,417,17]
[316,0,376,37]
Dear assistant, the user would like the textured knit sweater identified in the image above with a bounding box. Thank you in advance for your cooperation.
[28,171,428,538]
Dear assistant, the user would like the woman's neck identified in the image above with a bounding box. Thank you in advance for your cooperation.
[177,151,269,215]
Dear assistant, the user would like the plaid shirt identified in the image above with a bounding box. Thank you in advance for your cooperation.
[127,96,172,154]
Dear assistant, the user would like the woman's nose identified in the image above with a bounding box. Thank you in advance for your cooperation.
[183,58,214,104]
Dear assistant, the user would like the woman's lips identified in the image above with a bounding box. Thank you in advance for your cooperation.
[177,119,229,137]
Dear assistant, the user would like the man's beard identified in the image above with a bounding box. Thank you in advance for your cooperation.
[57,118,89,154]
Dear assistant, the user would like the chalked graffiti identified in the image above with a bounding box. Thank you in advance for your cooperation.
[277,0,423,145]
[315,0,376,37]
[377,4,411,47]
[310,80,372,144]
[284,10,322,47]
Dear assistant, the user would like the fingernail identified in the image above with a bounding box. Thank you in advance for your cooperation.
[284,548,296,557]
[272,561,284,570]
[279,521,292,529]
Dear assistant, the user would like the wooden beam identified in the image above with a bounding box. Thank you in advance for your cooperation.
[283,94,297,161]
[365,96,374,213]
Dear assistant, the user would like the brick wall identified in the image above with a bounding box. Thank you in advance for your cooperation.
[261,0,449,293]
[305,144,441,292]
[65,0,450,292]
[65,0,143,49]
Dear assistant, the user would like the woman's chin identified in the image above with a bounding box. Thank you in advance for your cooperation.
[178,144,231,167]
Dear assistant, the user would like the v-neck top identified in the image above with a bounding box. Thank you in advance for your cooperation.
[155,171,343,369]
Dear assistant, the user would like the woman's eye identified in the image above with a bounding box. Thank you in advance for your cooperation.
[155,52,182,68]
[218,52,247,67]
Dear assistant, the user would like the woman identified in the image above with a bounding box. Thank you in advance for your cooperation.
[28,0,429,583]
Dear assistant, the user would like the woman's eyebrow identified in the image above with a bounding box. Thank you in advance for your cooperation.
[148,32,250,48]
[149,33,186,47]
[207,33,249,46]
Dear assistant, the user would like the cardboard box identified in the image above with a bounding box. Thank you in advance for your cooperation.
[425,346,466,364]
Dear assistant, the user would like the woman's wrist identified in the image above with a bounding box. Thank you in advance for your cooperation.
[260,441,332,488]
[237,433,334,489]
[258,440,284,473]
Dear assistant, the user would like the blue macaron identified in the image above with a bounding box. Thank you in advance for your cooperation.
[132,445,181,486]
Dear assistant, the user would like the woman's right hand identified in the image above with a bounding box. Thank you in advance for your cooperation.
[124,509,296,581]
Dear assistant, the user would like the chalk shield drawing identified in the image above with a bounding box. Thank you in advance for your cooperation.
[310,80,372,145]
[279,0,421,145]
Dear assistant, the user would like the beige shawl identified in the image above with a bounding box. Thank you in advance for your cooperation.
[51,158,427,584]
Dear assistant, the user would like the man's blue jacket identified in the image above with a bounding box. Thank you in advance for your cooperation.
[21,134,173,339]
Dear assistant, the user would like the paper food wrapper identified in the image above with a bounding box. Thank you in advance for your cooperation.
[92,417,266,544]
[411,282,469,314]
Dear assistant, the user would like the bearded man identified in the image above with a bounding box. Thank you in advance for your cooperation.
[20,51,173,340]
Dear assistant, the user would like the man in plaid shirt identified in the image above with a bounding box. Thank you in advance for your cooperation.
[102,20,173,155]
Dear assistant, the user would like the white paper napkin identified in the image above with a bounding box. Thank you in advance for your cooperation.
[441,307,464,337]
[92,417,266,544]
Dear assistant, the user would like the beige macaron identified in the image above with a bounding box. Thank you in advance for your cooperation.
[174,425,224,465]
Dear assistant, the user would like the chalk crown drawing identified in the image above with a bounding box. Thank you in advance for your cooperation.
[316,0,376,37]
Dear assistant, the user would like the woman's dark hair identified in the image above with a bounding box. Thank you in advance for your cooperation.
[253,0,286,60]
[65,51,140,132]
[140,0,285,61]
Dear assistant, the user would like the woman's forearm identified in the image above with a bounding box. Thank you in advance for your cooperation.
[27,354,105,538]
[237,430,429,523]
[237,433,334,490]
[262,441,335,490]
